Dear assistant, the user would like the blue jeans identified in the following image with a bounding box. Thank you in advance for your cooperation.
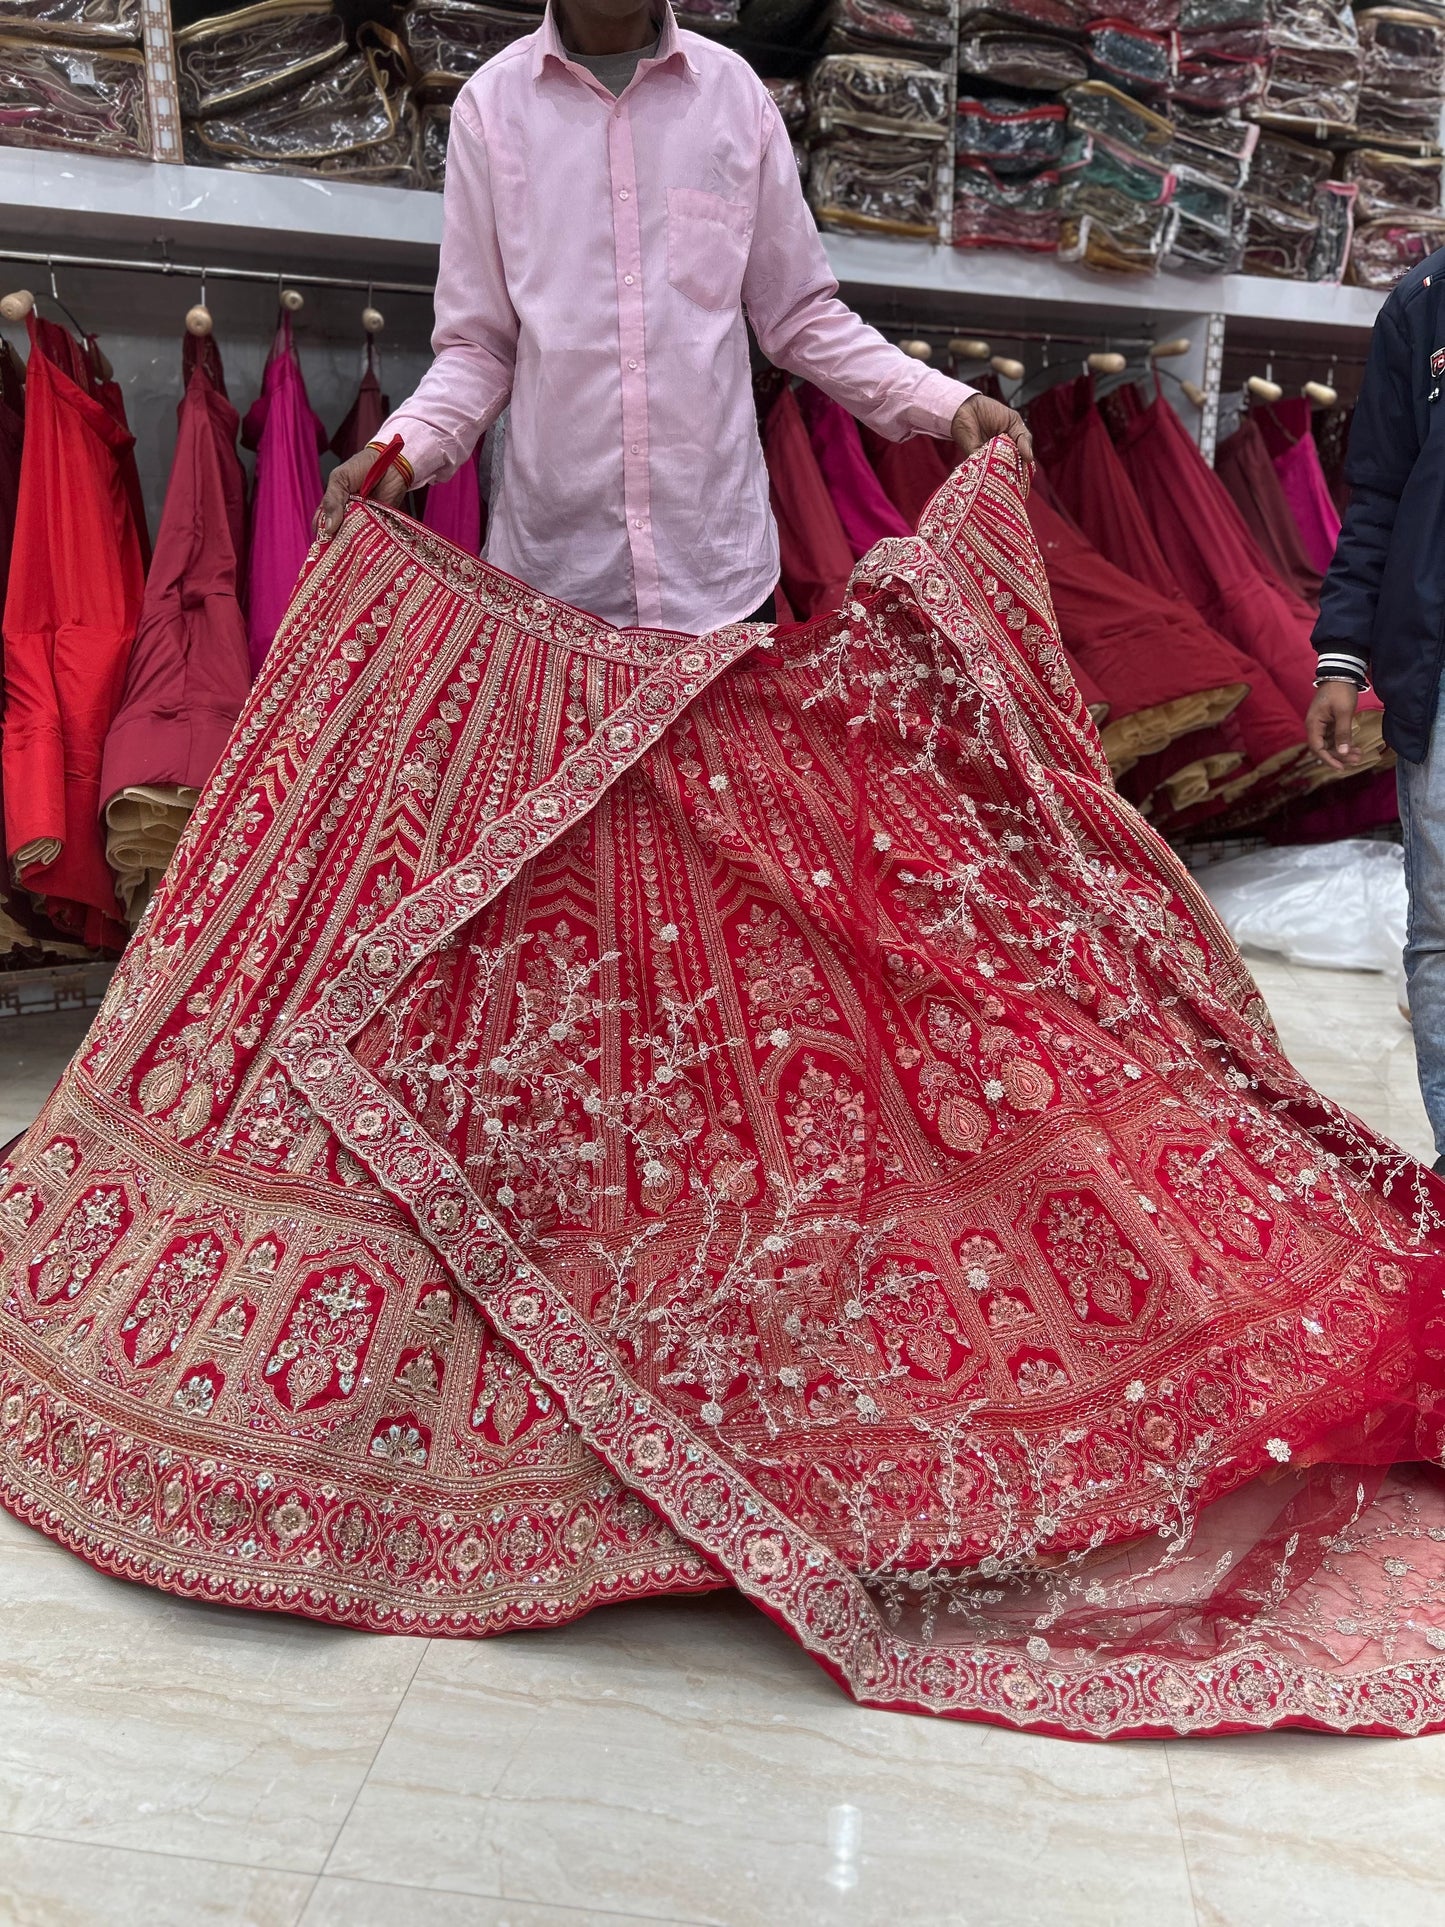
[1399,683,1445,1154]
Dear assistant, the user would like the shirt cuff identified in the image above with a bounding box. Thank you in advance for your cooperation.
[901,369,978,439]
[367,440,414,485]
[374,412,448,489]
[1314,649,1370,690]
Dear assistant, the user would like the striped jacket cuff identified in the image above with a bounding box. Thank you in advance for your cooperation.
[1314,650,1370,691]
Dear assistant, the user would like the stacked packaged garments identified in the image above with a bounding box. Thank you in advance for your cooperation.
[1259,0,1362,129]
[1355,6,1445,144]
[1175,0,1268,112]
[1164,106,1255,270]
[1241,128,1354,279]
[405,0,541,185]
[951,0,1079,253]
[1057,81,1179,271]
[824,0,956,63]
[806,52,950,236]
[0,0,148,159]
[179,4,422,184]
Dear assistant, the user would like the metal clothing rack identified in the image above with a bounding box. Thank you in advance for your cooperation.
[0,248,435,299]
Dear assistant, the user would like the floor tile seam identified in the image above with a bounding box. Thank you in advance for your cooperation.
[308,1865,712,1927]
[0,1821,325,1884]
[314,1634,433,1878]
[1161,1743,1207,1927]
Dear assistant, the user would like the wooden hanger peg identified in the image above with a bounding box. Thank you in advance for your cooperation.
[184,303,213,337]
[0,288,35,322]
[899,338,932,360]
[1303,378,1338,406]
[1087,351,1126,375]
[1180,379,1208,408]
[362,305,385,335]
[1150,336,1191,359]
[279,286,304,314]
[1247,373,1283,402]
[948,336,990,360]
[990,355,1024,381]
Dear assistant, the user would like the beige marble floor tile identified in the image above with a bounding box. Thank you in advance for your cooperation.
[1167,1730,1445,1925]
[0,1546,427,1871]
[0,1499,66,1556]
[329,1594,1196,1927]
[0,1010,91,1114]
[302,1875,672,1927]
[0,1832,315,1927]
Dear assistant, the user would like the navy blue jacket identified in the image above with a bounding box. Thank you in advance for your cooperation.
[1315,245,1445,764]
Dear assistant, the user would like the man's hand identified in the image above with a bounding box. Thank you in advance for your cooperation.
[951,393,1035,466]
[1305,678,1362,772]
[315,447,409,543]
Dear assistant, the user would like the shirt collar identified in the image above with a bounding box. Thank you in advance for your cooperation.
[533,1,697,81]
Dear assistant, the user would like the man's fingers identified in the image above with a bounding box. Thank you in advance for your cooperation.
[1009,416,1035,464]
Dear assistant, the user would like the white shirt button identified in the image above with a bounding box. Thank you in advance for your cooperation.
[624,273,635,285]
[618,188,629,200]
[628,358,638,370]
[631,443,640,454]
[634,518,645,529]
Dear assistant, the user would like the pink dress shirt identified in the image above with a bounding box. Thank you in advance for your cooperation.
[378,2,974,631]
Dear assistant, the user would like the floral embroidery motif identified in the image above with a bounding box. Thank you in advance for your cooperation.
[1034,1190,1151,1326]
[120,1232,228,1368]
[263,1265,385,1413]
[29,1186,131,1305]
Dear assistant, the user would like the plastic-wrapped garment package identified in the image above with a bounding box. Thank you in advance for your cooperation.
[1249,128,1335,210]
[826,0,955,59]
[1075,131,1176,202]
[0,0,137,37]
[1171,100,1258,182]
[955,91,1067,169]
[419,97,449,185]
[175,0,346,117]
[0,36,147,155]
[1308,178,1357,281]
[1350,213,1445,286]
[1096,0,1180,33]
[1356,6,1445,143]
[1063,77,1172,153]
[186,109,425,184]
[763,73,808,129]
[960,0,1088,25]
[956,19,1089,87]
[1241,195,1319,277]
[807,130,943,234]
[676,0,738,22]
[1085,19,1176,94]
[1181,0,1265,27]
[806,53,949,136]
[1059,195,1180,270]
[1197,840,1406,975]
[1343,146,1443,216]
[405,0,542,93]
[1261,42,1363,126]
[1165,171,1245,270]
[186,32,411,167]
[953,158,1062,246]
[1170,36,1267,107]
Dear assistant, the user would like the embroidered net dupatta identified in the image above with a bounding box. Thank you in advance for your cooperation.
[8,439,1445,1741]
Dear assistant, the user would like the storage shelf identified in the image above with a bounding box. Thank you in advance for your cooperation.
[0,147,1388,333]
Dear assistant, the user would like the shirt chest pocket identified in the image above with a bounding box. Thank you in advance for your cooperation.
[666,186,754,312]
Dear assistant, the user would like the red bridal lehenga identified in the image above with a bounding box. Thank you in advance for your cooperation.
[8,438,1445,1742]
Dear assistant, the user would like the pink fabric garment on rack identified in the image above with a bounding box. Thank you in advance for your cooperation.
[422,449,485,556]
[796,382,911,558]
[241,313,325,676]
[1254,398,1342,576]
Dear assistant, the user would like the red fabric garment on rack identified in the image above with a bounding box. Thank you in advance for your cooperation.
[88,341,152,575]
[859,424,953,528]
[100,333,252,823]
[1103,387,1342,720]
[329,344,389,463]
[1,314,142,951]
[1253,398,1343,576]
[1214,416,1323,605]
[1027,375,1183,601]
[761,384,856,621]
[422,452,486,557]
[242,313,325,677]
[11,439,1445,1741]
[796,383,911,558]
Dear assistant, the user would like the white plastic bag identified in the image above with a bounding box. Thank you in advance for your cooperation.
[1194,839,1407,974]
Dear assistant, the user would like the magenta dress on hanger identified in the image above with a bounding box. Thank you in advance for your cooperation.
[796,383,910,558]
[1255,397,1342,576]
[422,449,485,557]
[242,313,326,676]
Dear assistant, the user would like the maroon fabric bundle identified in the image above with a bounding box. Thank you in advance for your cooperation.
[796,383,912,557]
[1214,415,1322,605]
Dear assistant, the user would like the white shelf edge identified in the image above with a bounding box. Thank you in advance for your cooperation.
[0,147,1388,330]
